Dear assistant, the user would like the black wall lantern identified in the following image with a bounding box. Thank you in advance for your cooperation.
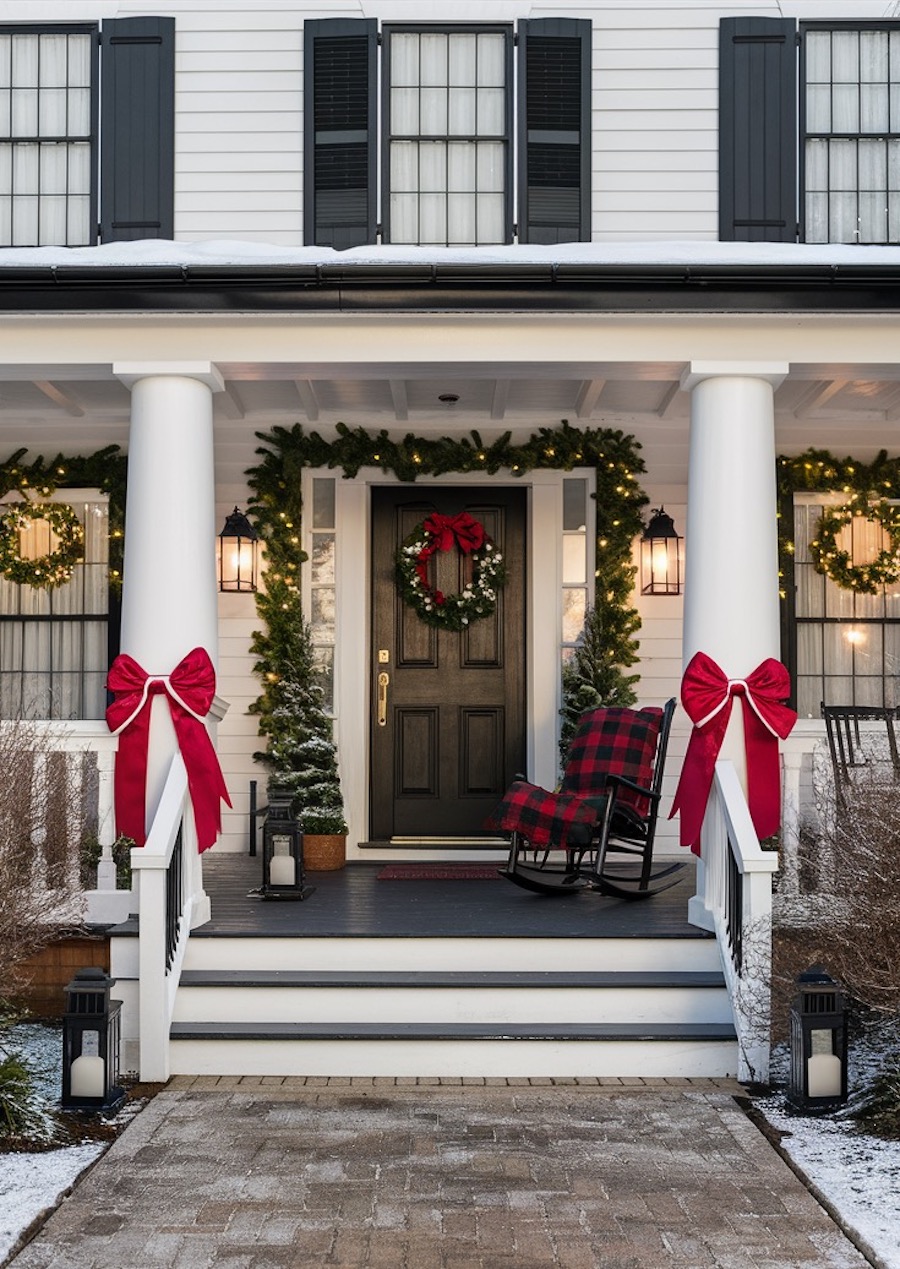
[260,785,313,900]
[218,506,259,593]
[61,968,125,1113]
[641,506,683,595]
[788,965,848,1113]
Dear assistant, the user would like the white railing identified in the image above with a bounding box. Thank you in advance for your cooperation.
[692,760,779,1084]
[129,751,198,1082]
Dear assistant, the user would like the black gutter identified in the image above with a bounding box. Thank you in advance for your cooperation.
[2,261,900,313]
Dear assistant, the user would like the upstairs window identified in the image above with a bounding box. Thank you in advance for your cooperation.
[803,25,900,245]
[719,17,900,245]
[304,17,591,248]
[0,17,175,247]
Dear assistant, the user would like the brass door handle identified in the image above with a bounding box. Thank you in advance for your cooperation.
[377,671,390,726]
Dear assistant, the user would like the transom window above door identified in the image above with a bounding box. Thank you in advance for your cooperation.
[303,17,591,248]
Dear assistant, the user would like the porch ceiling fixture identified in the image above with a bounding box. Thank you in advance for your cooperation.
[218,505,259,593]
[641,506,683,596]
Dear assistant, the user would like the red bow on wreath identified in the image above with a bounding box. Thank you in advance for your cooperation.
[415,512,486,600]
[669,651,797,855]
[106,646,232,852]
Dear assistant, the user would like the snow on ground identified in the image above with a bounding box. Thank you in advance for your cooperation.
[0,1143,105,1265]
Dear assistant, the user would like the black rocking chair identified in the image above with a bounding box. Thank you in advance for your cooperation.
[821,702,900,811]
[485,698,683,901]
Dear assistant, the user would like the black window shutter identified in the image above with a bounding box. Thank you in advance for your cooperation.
[719,17,797,242]
[99,17,175,242]
[304,18,377,248]
[517,18,591,244]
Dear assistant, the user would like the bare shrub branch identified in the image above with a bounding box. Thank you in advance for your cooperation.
[0,722,87,998]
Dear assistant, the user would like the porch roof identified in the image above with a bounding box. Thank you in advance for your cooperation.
[3,240,900,313]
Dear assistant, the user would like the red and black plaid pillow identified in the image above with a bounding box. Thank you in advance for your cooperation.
[561,706,663,817]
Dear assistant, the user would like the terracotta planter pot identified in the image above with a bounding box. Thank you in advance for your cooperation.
[303,833,346,871]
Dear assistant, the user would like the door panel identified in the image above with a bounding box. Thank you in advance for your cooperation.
[371,486,526,840]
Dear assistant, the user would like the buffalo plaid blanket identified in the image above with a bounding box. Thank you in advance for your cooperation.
[483,706,663,850]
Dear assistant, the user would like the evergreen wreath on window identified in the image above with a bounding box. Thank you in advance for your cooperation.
[809,498,900,594]
[0,501,84,589]
[395,512,506,631]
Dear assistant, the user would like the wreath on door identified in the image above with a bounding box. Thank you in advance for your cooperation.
[396,511,507,631]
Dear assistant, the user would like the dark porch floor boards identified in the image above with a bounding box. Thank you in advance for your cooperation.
[195,855,708,940]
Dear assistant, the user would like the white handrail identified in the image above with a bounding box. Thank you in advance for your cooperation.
[695,760,779,1083]
[129,751,195,1082]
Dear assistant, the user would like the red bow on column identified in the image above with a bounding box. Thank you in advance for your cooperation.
[670,651,797,854]
[106,646,232,852]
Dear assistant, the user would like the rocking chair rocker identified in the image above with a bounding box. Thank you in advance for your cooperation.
[485,698,682,901]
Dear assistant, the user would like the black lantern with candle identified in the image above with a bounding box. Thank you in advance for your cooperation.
[788,965,848,1113]
[61,968,125,1113]
[260,785,313,900]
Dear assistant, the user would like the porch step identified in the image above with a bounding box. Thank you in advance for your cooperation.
[167,947,738,1078]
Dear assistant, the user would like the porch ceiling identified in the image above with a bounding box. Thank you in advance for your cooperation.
[2,357,900,492]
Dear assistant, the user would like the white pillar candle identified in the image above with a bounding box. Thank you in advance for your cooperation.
[807,1052,842,1098]
[70,1054,106,1098]
[269,855,296,886]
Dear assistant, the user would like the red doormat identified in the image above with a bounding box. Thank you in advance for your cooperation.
[376,863,502,881]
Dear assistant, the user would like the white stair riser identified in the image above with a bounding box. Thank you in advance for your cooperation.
[181,936,723,974]
[172,984,733,1026]
[169,1036,739,1079]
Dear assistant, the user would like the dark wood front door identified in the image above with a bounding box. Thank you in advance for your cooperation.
[370,486,526,840]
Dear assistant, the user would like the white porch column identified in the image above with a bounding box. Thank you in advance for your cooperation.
[681,362,788,926]
[114,362,223,922]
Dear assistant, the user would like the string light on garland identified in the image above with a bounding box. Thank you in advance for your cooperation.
[0,501,84,589]
[396,512,506,631]
[809,499,900,594]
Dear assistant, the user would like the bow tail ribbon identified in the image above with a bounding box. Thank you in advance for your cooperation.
[106,647,232,852]
[670,652,797,855]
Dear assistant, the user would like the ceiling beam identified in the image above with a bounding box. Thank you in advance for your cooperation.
[793,379,848,417]
[656,382,681,419]
[491,379,510,420]
[216,384,246,421]
[575,379,605,419]
[294,379,320,422]
[390,379,408,422]
[33,380,84,417]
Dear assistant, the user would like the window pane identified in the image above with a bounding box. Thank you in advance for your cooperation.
[392,34,419,87]
[564,479,587,531]
[477,34,505,87]
[447,191,475,244]
[391,140,417,192]
[563,535,586,584]
[392,87,419,136]
[563,588,587,644]
[41,34,68,88]
[312,478,335,529]
[806,83,831,133]
[860,83,889,132]
[449,34,476,87]
[858,191,886,242]
[830,190,859,242]
[11,87,37,136]
[419,87,447,137]
[40,142,66,193]
[419,33,447,87]
[806,32,831,84]
[806,138,828,191]
[448,141,475,192]
[476,191,504,242]
[832,84,859,133]
[476,141,504,192]
[12,193,38,244]
[418,191,446,243]
[859,139,885,191]
[390,191,418,242]
[419,141,445,191]
[68,87,90,137]
[39,194,67,245]
[67,193,89,245]
[832,31,860,84]
[477,87,504,136]
[311,534,335,585]
[448,87,476,135]
[12,36,37,89]
[861,31,889,82]
[68,34,91,88]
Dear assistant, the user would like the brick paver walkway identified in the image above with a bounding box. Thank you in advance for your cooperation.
[10,1078,869,1268]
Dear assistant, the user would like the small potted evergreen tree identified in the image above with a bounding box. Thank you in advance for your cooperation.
[252,614,348,870]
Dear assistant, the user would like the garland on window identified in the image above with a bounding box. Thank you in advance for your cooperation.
[0,501,85,589]
[246,420,648,763]
[396,513,506,630]
[778,448,900,595]
[0,446,127,589]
